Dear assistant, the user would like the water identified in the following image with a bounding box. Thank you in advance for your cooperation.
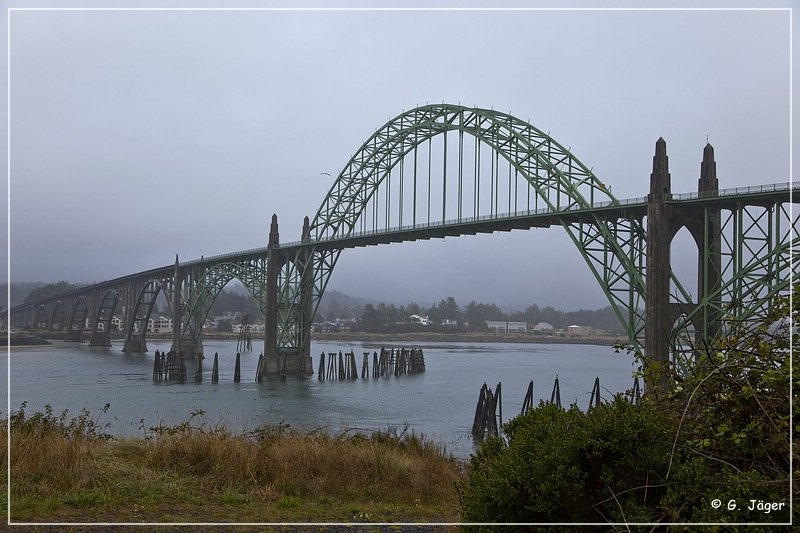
[9,339,638,458]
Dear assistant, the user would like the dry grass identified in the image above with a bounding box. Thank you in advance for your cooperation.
[4,406,463,523]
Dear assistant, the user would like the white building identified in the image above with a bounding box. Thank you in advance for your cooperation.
[409,314,431,326]
[485,321,528,333]
[150,316,173,334]
[533,322,554,332]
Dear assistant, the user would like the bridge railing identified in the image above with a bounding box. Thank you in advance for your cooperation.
[181,246,268,267]
[668,181,794,202]
[280,196,649,248]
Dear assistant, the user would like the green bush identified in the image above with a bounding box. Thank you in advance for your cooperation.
[459,398,672,524]
[460,288,795,526]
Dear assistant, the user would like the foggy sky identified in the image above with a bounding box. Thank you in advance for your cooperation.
[4,5,793,311]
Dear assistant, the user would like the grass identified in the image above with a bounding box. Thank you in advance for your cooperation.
[2,405,463,524]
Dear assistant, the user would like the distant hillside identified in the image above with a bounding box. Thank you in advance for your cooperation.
[316,289,378,321]
[1,282,46,308]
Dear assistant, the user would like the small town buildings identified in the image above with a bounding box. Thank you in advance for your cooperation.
[533,322,554,332]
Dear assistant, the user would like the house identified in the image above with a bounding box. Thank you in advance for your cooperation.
[533,322,554,332]
[566,324,591,336]
[150,316,173,334]
[409,314,431,326]
[485,321,528,333]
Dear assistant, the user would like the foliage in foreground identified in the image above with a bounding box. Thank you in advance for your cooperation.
[460,288,796,526]
[5,407,461,522]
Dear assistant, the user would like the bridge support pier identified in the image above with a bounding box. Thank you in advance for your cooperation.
[264,214,280,371]
[644,138,675,390]
[297,216,314,374]
[644,140,723,391]
[263,214,314,376]
[178,339,202,359]
[122,338,147,353]
[65,330,84,342]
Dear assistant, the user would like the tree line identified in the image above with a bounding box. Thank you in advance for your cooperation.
[18,282,622,333]
[351,296,623,333]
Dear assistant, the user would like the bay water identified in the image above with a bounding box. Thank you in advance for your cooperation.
[9,339,638,458]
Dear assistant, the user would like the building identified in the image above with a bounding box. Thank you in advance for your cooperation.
[409,314,431,326]
[533,322,554,332]
[151,316,173,333]
[485,321,528,333]
[566,324,592,336]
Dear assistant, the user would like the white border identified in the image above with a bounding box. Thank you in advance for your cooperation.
[5,5,794,528]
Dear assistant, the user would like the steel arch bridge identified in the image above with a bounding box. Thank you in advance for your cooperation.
[5,104,797,385]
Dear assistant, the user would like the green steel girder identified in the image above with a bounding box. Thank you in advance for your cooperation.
[181,259,267,344]
[694,202,795,329]
[275,105,795,357]
[276,104,649,352]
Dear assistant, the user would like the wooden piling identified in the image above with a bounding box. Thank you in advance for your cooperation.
[496,381,502,427]
[194,352,203,383]
[234,352,241,383]
[348,351,358,380]
[588,376,601,411]
[318,351,325,381]
[256,352,265,382]
[471,383,487,438]
[361,352,369,379]
[152,350,161,382]
[327,352,336,380]
[179,351,187,383]
[631,376,641,404]
[550,375,561,409]
[211,352,219,383]
[521,380,534,414]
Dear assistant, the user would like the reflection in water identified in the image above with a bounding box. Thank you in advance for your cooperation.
[10,339,637,457]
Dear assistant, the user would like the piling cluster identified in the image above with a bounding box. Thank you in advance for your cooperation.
[471,375,643,441]
[317,347,425,381]
[152,349,188,383]
[471,382,502,440]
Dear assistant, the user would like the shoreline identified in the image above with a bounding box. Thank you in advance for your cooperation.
[6,330,625,348]
[311,331,624,346]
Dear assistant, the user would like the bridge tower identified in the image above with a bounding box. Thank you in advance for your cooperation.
[263,214,282,372]
[263,214,314,375]
[645,139,722,387]
[171,254,181,354]
[645,138,673,376]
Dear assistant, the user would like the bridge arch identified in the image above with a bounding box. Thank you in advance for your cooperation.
[89,289,120,347]
[123,280,164,353]
[49,301,65,331]
[181,261,265,345]
[66,297,89,342]
[276,104,647,351]
[35,305,48,329]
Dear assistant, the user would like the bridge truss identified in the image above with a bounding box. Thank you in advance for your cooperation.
[5,104,797,377]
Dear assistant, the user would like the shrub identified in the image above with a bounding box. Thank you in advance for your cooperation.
[459,398,672,524]
[460,288,796,526]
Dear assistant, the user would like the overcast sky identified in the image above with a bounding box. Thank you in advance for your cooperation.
[3,3,794,311]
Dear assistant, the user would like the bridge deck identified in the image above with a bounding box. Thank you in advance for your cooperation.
[5,181,795,313]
